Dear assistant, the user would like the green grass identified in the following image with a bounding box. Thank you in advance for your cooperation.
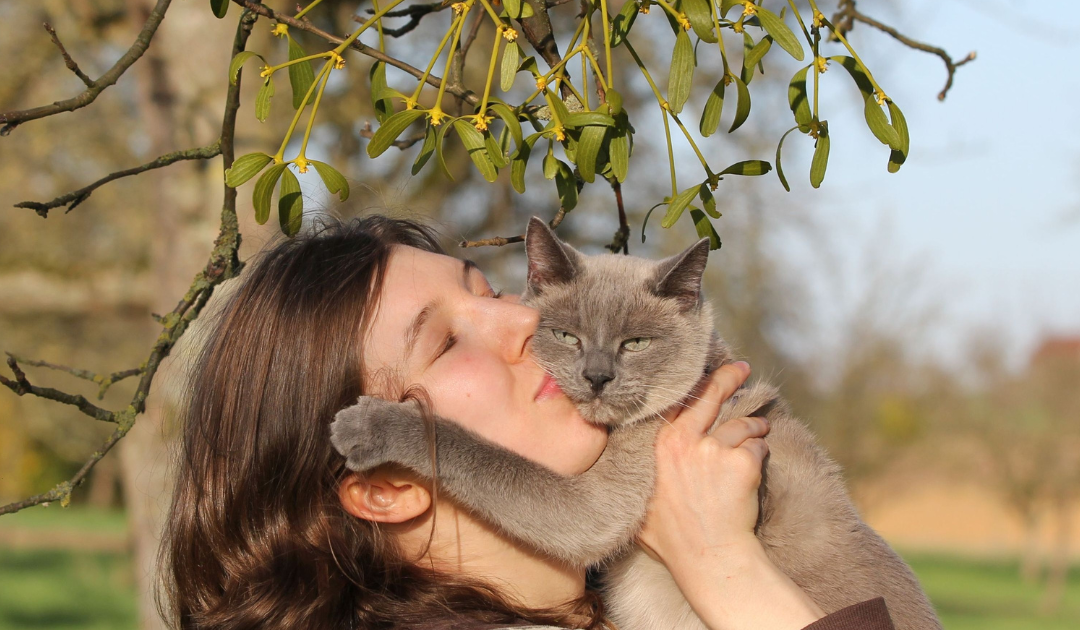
[905,552,1080,630]
[0,508,1077,630]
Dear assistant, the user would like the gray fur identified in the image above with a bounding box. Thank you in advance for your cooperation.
[329,217,941,630]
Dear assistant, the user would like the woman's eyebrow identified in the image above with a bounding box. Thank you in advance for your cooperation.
[403,300,438,364]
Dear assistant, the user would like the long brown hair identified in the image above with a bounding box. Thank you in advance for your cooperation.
[160,216,604,629]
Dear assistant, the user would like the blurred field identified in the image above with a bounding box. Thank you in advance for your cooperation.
[1,509,1078,630]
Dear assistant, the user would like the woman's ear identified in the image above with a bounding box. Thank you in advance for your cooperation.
[339,469,432,523]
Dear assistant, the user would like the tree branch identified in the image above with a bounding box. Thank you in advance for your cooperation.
[0,0,173,136]
[358,123,426,148]
[15,142,222,217]
[4,354,144,400]
[237,0,479,105]
[460,207,567,248]
[1,355,116,423]
[0,9,257,517]
[605,180,629,254]
[44,22,94,87]
[832,0,975,101]
[361,1,452,38]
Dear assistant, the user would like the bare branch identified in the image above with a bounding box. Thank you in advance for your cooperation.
[832,0,975,101]
[359,1,452,38]
[605,181,629,254]
[0,0,173,136]
[518,0,572,99]
[15,142,222,218]
[1,355,116,423]
[460,208,567,248]
[358,122,426,148]
[0,9,257,517]
[5,354,144,400]
[237,0,479,105]
[44,22,94,87]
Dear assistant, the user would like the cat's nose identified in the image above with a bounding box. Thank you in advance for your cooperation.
[582,370,614,394]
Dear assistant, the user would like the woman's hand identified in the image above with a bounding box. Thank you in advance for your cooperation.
[637,362,825,630]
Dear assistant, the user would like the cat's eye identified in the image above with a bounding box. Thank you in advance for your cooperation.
[621,337,651,352]
[552,329,581,346]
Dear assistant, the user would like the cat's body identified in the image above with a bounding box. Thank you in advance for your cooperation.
[331,218,941,630]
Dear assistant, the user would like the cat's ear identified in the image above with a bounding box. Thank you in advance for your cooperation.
[525,216,581,291]
[654,238,710,310]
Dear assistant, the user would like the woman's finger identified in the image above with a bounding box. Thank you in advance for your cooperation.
[672,362,750,435]
[739,436,770,463]
[712,416,769,449]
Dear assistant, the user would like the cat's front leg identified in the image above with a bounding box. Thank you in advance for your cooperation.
[330,396,437,475]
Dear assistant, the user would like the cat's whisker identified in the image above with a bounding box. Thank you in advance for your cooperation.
[640,383,713,405]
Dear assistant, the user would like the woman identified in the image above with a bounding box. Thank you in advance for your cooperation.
[162,216,895,629]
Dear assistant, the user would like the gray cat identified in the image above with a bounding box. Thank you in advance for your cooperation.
[330,217,941,630]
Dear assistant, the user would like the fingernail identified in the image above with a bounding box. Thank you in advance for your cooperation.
[734,361,750,374]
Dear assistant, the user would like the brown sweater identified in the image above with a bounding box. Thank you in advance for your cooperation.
[416,597,896,630]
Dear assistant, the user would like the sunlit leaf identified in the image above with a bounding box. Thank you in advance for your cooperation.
[698,183,719,218]
[683,0,718,43]
[576,125,608,183]
[831,55,874,99]
[485,131,507,169]
[311,160,350,201]
[255,78,274,122]
[211,0,229,19]
[225,152,272,188]
[543,151,559,180]
[563,112,617,128]
[668,30,694,114]
[367,109,425,158]
[369,62,393,123]
[775,126,800,192]
[728,74,751,132]
[788,65,812,131]
[229,51,261,84]
[662,186,700,229]
[489,102,523,149]
[887,101,909,173]
[511,138,533,193]
[453,119,498,182]
[743,35,772,82]
[287,36,316,110]
[278,167,303,237]
[435,122,454,180]
[810,125,830,188]
[699,80,726,137]
[610,0,639,48]
[606,88,624,115]
[720,0,746,19]
[757,7,804,61]
[719,159,771,176]
[253,164,287,225]
[504,0,525,19]
[691,209,721,250]
[864,97,901,149]
[501,42,522,92]
[610,130,629,182]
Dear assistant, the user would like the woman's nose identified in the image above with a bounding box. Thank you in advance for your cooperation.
[485,298,539,361]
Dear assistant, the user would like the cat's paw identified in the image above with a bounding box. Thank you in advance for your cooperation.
[330,396,417,472]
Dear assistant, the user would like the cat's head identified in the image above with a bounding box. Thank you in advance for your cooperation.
[522,217,716,428]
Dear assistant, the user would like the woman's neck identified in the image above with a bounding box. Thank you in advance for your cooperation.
[396,499,587,609]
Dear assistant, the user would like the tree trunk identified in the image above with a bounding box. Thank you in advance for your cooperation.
[1019,508,1045,584]
[1040,496,1072,614]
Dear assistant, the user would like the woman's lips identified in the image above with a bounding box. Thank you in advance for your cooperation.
[535,374,564,401]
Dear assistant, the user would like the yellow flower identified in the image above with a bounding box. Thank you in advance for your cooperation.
[473,114,493,132]
[259,65,273,79]
[294,156,309,174]
[722,73,734,86]
[553,127,565,142]
[271,23,289,38]
[535,76,547,90]
[732,20,744,34]
[331,52,346,70]
[812,10,825,29]
[639,4,650,14]
[451,2,468,15]
[742,4,757,17]
[429,108,447,126]
[815,56,829,74]
[676,14,691,31]
[501,27,519,42]
[875,90,888,106]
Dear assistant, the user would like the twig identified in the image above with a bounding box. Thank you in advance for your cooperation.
[0,0,173,136]
[237,0,479,106]
[5,354,144,400]
[1,355,116,423]
[358,123,426,148]
[0,9,257,517]
[44,23,93,87]
[460,208,567,247]
[605,180,629,254]
[359,1,451,38]
[15,142,222,217]
[832,0,974,101]
[518,0,572,100]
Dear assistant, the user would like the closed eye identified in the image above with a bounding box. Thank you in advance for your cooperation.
[435,332,457,360]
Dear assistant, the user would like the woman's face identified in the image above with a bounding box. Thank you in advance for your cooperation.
[362,245,608,476]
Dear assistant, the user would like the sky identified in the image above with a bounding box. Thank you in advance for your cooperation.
[793,0,1080,367]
